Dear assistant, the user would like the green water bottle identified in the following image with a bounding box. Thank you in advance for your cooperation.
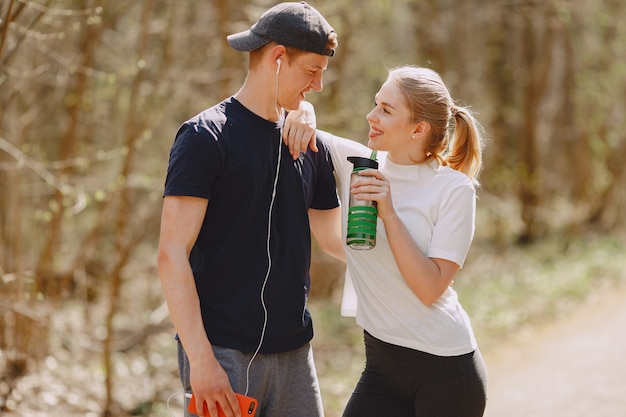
[346,151,378,250]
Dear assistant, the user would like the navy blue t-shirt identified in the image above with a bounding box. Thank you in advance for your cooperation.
[164,97,338,353]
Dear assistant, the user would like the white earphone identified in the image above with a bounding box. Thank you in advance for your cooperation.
[247,54,284,396]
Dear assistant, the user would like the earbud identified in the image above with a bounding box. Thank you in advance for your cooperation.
[276,58,281,74]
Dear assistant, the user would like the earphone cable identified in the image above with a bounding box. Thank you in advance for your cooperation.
[244,62,284,397]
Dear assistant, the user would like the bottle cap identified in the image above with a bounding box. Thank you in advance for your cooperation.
[347,156,378,170]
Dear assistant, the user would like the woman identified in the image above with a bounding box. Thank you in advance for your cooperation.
[290,65,488,416]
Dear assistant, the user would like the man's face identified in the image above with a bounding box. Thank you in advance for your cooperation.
[277,52,329,111]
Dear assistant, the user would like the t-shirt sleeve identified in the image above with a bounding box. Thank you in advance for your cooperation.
[427,179,476,267]
[163,122,222,199]
[308,134,339,210]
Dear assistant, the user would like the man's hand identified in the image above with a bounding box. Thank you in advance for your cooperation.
[189,351,241,417]
[283,101,318,160]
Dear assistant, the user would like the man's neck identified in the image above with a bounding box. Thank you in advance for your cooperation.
[234,76,282,122]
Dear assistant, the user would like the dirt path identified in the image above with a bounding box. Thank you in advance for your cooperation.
[482,284,626,417]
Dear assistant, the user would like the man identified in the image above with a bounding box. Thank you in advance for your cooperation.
[156,2,342,417]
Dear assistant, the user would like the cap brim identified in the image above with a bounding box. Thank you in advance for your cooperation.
[227,30,270,52]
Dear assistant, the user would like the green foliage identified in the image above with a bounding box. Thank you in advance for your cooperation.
[457,232,626,349]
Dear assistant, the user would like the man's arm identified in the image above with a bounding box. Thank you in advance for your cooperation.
[309,207,346,263]
[157,196,240,417]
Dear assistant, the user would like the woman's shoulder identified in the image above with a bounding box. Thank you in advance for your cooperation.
[430,164,476,194]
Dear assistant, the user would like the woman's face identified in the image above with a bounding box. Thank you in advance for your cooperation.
[366,79,420,164]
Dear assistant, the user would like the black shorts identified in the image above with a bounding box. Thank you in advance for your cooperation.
[343,331,488,417]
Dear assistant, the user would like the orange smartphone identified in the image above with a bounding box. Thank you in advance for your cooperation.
[187,392,257,417]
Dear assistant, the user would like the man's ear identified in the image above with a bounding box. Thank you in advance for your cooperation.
[271,45,287,66]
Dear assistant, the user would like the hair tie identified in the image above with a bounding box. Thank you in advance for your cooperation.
[450,105,459,117]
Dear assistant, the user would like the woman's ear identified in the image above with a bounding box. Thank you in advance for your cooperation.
[412,121,431,139]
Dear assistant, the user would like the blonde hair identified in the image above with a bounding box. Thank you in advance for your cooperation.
[387,66,485,181]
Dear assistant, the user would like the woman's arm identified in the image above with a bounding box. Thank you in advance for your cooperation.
[380,210,460,306]
[283,101,318,160]
[349,170,460,305]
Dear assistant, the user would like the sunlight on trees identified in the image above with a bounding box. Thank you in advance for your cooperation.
[1,0,625,415]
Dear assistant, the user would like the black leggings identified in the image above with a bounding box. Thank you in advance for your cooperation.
[342,331,488,417]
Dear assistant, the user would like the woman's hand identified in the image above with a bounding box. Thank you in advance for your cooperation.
[283,101,318,160]
[350,169,395,221]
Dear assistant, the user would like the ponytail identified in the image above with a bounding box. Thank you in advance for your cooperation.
[445,105,485,183]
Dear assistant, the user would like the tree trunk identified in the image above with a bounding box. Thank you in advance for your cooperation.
[517,2,556,244]
[102,0,153,413]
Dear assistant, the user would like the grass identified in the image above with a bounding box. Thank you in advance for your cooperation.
[4,230,625,417]
[459,231,626,349]
[309,230,626,417]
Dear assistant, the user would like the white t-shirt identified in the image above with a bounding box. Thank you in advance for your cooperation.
[321,130,478,357]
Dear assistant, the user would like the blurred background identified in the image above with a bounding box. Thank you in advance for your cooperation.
[1,0,625,416]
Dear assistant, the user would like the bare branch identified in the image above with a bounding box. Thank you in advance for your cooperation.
[16,0,101,17]
[0,136,75,196]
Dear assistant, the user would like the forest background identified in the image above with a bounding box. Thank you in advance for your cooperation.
[1,0,625,416]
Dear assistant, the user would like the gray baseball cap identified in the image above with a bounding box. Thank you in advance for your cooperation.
[227,2,336,57]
